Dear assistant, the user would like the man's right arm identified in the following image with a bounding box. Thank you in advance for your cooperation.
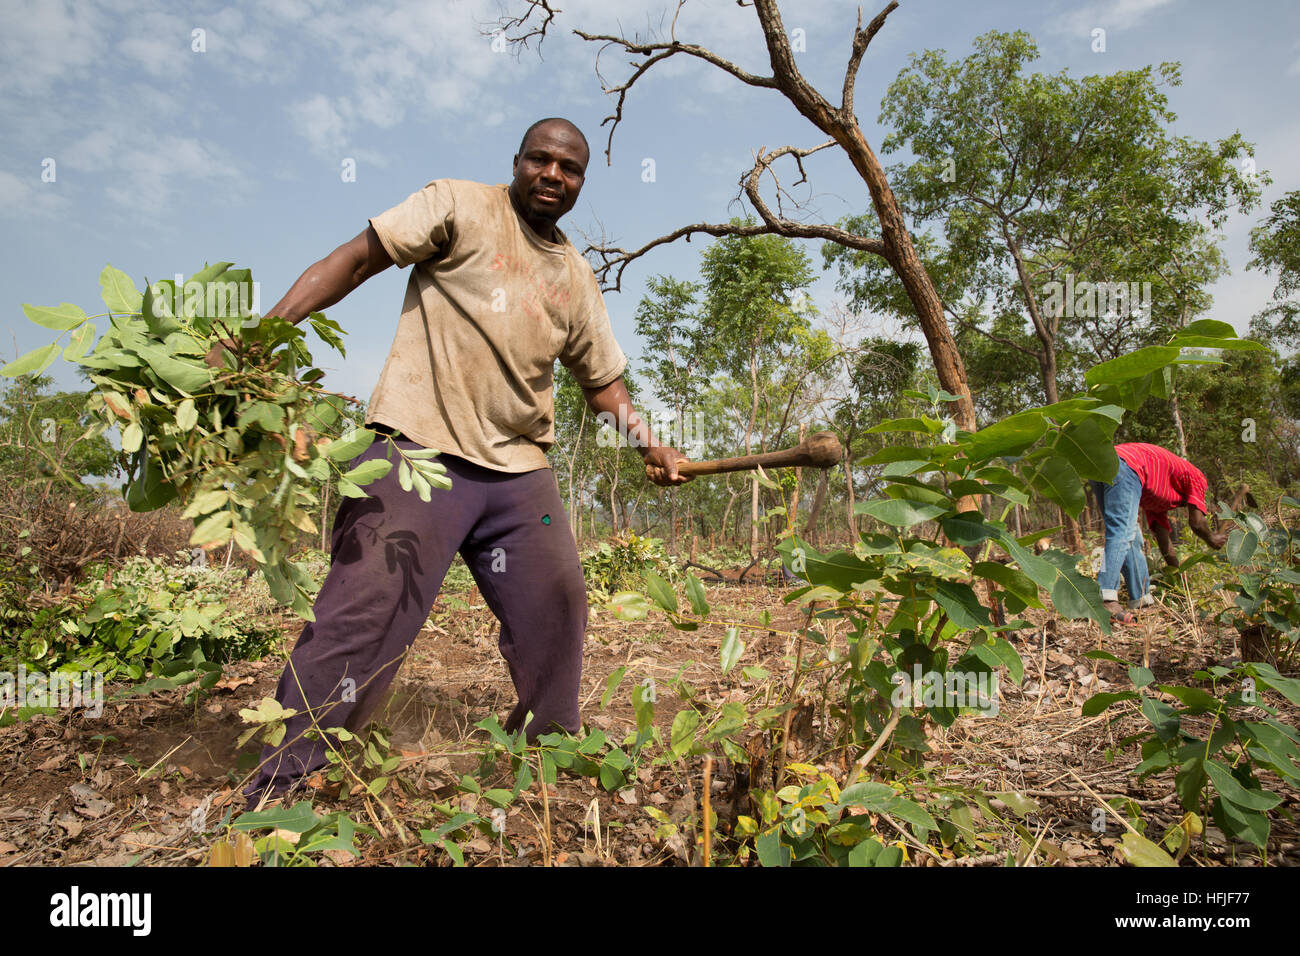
[263,225,394,325]
[1188,507,1228,550]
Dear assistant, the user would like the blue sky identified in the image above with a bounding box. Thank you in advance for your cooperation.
[3,0,1298,413]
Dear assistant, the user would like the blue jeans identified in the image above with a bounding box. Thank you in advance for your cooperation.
[1091,460,1151,609]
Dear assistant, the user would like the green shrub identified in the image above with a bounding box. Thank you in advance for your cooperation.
[582,532,677,598]
[2,553,283,703]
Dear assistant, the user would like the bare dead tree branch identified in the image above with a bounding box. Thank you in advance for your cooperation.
[577,27,779,164]
[481,0,560,56]
[491,0,977,433]
[842,2,897,120]
[583,141,885,292]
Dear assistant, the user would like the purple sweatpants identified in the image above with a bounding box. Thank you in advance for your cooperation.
[242,438,588,803]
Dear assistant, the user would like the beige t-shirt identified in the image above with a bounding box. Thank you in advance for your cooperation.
[365,179,627,472]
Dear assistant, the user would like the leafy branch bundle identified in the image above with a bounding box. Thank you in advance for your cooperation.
[3,263,450,618]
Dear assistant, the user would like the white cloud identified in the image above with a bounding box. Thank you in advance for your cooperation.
[1048,0,1179,36]
[290,93,349,156]
[0,168,72,220]
[117,10,191,77]
[0,0,107,95]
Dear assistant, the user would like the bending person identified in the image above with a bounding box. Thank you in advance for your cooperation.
[1090,442,1226,624]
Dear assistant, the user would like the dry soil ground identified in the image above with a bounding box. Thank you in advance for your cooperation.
[1,576,1297,867]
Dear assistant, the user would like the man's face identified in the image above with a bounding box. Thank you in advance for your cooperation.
[509,122,588,235]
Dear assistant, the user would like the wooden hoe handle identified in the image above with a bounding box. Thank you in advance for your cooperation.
[648,431,843,479]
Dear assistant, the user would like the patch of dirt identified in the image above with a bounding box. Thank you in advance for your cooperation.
[3,577,1297,867]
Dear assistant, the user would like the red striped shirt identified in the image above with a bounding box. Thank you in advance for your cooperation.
[1114,443,1209,530]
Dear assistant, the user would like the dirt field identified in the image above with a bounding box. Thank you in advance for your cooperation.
[2,578,1297,867]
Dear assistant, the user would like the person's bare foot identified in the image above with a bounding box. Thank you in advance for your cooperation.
[1103,600,1137,624]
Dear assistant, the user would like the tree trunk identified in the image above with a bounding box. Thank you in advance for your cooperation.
[747,352,761,558]
[1170,383,1188,458]
[721,481,739,547]
[749,0,975,433]
[804,466,829,546]
[1061,508,1084,553]
[844,447,858,542]
[789,423,806,534]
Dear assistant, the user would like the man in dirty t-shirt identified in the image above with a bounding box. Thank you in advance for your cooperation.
[240,118,691,807]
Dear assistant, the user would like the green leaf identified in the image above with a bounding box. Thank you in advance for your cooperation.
[776,536,872,593]
[307,312,347,357]
[867,417,938,435]
[100,265,143,313]
[684,574,710,617]
[1212,797,1269,849]
[336,479,367,499]
[1040,549,1108,627]
[883,796,938,832]
[644,571,678,614]
[1054,418,1119,482]
[992,791,1039,817]
[601,666,627,709]
[1028,454,1085,517]
[324,428,377,462]
[837,782,896,812]
[1225,528,1259,565]
[63,322,97,361]
[1085,346,1181,388]
[856,498,947,527]
[978,636,1024,684]
[932,580,991,629]
[232,801,320,833]
[940,513,997,547]
[756,828,790,867]
[1081,690,1140,716]
[720,627,744,674]
[1,343,62,377]
[631,681,654,734]
[1170,335,1264,351]
[972,562,1042,608]
[1119,831,1177,867]
[1178,318,1236,339]
[22,302,87,331]
[191,510,233,547]
[175,398,199,432]
[904,543,970,579]
[607,591,650,621]
[1203,759,1281,811]
[1156,684,1220,714]
[343,459,393,485]
[137,346,211,394]
[670,710,700,759]
[962,410,1048,460]
[1249,662,1300,707]
[141,282,181,337]
[1141,697,1181,741]
[121,422,143,453]
[860,445,938,466]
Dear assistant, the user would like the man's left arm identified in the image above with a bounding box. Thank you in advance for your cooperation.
[581,377,691,486]
[1152,522,1179,567]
